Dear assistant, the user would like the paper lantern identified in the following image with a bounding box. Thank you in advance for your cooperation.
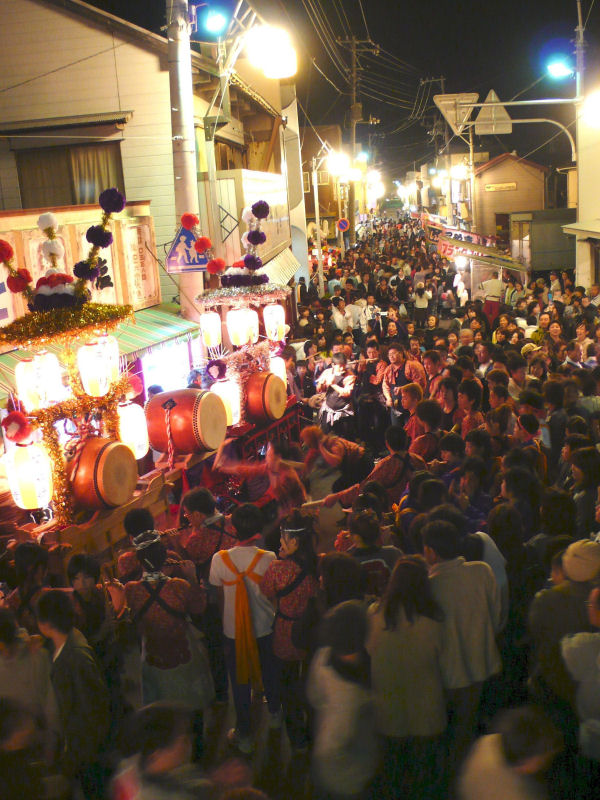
[227,308,259,347]
[15,351,65,411]
[3,443,53,509]
[263,304,286,342]
[248,309,259,344]
[211,379,241,426]
[117,402,149,459]
[77,335,119,396]
[270,356,287,386]
[200,311,222,348]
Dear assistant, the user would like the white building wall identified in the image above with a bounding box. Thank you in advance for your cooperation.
[0,0,178,300]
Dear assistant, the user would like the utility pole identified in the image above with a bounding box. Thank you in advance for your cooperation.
[167,0,202,319]
[338,36,378,246]
[311,157,325,296]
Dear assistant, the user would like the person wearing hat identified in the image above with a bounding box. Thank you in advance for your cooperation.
[528,540,600,716]
[562,583,600,763]
[520,342,541,361]
[307,600,379,799]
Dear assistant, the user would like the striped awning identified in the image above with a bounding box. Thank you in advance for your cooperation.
[257,247,301,286]
[0,304,199,403]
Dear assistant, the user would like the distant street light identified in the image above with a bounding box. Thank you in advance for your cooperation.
[327,151,351,178]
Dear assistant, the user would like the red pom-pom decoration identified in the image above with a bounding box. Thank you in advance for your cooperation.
[7,268,32,294]
[0,240,14,263]
[232,260,246,269]
[206,258,226,275]
[181,213,199,230]
[128,374,144,397]
[2,411,33,444]
[194,236,212,254]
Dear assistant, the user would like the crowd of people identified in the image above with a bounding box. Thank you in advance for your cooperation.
[3,216,600,799]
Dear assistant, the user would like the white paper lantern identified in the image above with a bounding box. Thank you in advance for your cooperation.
[247,309,259,344]
[77,335,119,396]
[227,308,259,347]
[15,351,65,411]
[211,379,241,426]
[263,304,286,341]
[118,402,149,459]
[200,311,222,348]
[3,443,53,509]
[270,356,287,386]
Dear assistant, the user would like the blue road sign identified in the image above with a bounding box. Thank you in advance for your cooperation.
[337,218,350,232]
[166,226,208,273]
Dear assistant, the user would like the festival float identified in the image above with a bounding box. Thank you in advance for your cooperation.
[0,193,296,560]
[145,199,297,501]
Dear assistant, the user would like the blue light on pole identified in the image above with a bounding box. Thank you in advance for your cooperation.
[547,59,575,79]
[205,9,228,34]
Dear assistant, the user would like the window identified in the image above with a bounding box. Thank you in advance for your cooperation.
[16,142,124,208]
[317,170,330,186]
[303,171,310,193]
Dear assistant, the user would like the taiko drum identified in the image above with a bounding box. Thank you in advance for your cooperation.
[145,389,227,454]
[71,437,138,509]
[245,372,286,421]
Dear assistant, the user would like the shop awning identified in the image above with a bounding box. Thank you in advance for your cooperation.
[257,247,301,286]
[563,219,600,238]
[0,304,199,403]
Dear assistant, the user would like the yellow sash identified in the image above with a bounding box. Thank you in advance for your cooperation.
[219,549,265,686]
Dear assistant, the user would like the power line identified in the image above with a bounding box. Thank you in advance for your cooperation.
[585,0,596,28]
[356,0,371,40]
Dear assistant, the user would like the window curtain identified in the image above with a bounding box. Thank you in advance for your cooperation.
[16,148,73,208]
[69,143,124,204]
[16,142,124,209]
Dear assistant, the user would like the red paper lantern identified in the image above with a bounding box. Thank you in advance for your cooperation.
[181,213,199,230]
[207,258,226,275]
[194,236,212,254]
[128,374,144,397]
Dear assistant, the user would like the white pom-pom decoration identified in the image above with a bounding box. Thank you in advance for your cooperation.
[37,212,58,232]
[42,239,64,259]
[241,206,255,225]
[241,232,250,249]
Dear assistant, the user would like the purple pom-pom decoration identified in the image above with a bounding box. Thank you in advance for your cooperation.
[221,272,269,288]
[247,229,267,246]
[244,254,263,271]
[73,260,100,281]
[99,188,126,214]
[86,225,113,248]
[251,200,270,220]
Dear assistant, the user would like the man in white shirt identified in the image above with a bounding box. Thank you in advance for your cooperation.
[345,294,367,344]
[209,503,279,753]
[481,271,504,326]
[330,297,350,333]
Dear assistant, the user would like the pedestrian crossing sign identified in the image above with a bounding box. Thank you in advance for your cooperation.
[166,226,208,273]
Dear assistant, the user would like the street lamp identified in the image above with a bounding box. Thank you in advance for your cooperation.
[245,25,297,79]
[547,59,575,79]
[582,90,600,127]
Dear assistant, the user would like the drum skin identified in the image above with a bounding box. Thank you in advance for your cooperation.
[71,437,138,509]
[246,373,286,421]
[145,389,227,454]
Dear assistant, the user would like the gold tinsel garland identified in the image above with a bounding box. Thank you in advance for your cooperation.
[0,303,134,350]
[28,372,133,526]
[195,283,290,312]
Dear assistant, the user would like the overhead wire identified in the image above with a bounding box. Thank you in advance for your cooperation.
[299,0,348,80]
[585,0,596,28]
[356,0,371,40]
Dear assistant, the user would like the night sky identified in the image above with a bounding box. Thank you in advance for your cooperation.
[90,0,600,180]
